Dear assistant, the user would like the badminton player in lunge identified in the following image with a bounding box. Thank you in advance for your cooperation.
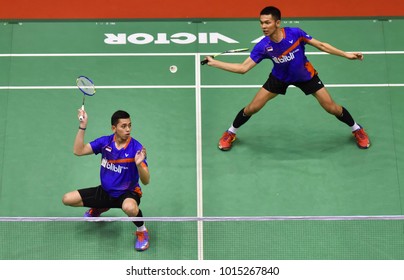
[62,109,150,251]
[204,6,370,151]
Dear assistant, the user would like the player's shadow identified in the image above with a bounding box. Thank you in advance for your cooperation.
[238,127,353,160]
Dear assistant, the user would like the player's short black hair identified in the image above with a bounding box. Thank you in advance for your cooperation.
[111,110,130,126]
[260,6,281,21]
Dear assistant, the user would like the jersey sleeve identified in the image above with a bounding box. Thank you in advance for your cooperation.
[249,38,268,64]
[297,27,312,43]
[89,136,108,155]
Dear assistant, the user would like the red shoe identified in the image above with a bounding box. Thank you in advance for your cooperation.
[218,131,236,151]
[135,229,149,251]
[352,125,370,149]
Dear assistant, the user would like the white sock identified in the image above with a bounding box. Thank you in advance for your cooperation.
[137,225,147,232]
[228,125,238,134]
[351,123,360,132]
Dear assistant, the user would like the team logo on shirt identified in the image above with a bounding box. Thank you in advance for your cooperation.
[266,45,273,52]
[105,146,112,152]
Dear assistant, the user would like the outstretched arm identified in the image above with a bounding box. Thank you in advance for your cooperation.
[307,38,363,60]
[73,108,94,156]
[204,56,258,74]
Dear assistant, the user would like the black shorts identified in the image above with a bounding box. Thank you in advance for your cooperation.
[263,73,325,95]
[78,185,141,208]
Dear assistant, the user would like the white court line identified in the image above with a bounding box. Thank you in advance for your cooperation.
[0,53,193,57]
[201,84,404,88]
[0,51,403,57]
[194,55,204,261]
[0,85,196,90]
[1,84,404,90]
[1,215,404,222]
[309,51,404,55]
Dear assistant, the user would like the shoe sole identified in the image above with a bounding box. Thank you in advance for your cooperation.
[357,143,370,149]
[135,243,149,251]
[218,145,231,151]
[218,137,236,151]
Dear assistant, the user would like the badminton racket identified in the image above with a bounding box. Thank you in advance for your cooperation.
[76,76,95,122]
[201,48,249,65]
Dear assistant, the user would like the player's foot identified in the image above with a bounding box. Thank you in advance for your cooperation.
[83,208,110,217]
[352,125,370,149]
[135,229,149,251]
[218,130,236,151]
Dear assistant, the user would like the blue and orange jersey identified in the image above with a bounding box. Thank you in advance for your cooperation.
[250,27,316,83]
[90,134,147,198]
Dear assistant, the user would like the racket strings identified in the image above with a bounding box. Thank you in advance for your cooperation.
[76,76,95,96]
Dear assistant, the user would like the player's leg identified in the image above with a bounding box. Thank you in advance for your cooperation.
[218,87,277,151]
[244,87,278,115]
[312,87,343,116]
[219,73,285,151]
[312,87,370,149]
[122,195,149,251]
[62,186,110,217]
[62,190,84,207]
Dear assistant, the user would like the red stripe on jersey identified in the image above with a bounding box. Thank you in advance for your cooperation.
[279,37,303,58]
[108,158,135,164]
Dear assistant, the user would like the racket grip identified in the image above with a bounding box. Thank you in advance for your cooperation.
[79,105,85,121]
[201,59,208,65]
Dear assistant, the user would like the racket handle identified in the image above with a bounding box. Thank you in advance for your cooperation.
[201,59,208,65]
[79,105,85,122]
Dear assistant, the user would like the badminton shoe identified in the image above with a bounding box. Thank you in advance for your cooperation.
[135,229,149,251]
[352,125,370,149]
[83,208,110,217]
[218,130,236,151]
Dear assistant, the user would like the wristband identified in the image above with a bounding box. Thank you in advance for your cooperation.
[79,126,86,130]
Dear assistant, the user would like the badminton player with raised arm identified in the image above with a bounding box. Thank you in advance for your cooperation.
[204,6,370,151]
[62,109,150,251]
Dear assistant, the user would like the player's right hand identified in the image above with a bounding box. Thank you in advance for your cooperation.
[78,108,88,124]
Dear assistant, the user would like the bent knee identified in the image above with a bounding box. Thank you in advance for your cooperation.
[62,191,82,206]
[122,203,139,216]
[62,193,72,206]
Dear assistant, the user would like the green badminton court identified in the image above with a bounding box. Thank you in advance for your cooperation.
[0,18,404,260]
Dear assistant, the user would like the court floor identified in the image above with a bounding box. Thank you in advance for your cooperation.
[0,18,404,259]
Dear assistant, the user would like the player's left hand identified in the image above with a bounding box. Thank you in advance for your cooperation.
[135,147,147,166]
[346,52,364,60]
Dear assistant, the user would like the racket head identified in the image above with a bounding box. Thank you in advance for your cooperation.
[76,76,96,96]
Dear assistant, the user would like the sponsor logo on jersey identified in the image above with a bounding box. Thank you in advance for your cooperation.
[272,49,300,64]
[101,158,123,173]
[273,52,295,64]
